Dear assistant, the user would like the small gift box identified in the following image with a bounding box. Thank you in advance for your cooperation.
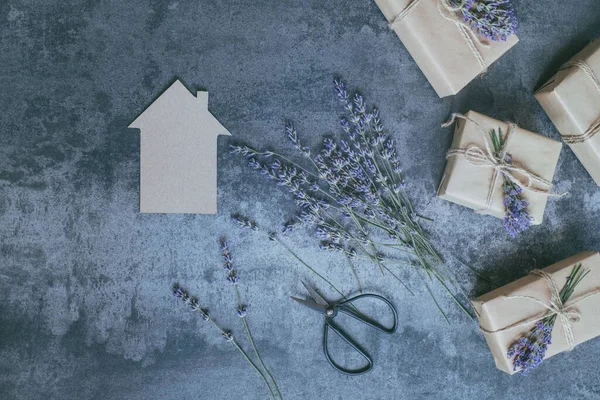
[373,0,519,97]
[437,111,562,231]
[535,39,600,186]
[472,252,600,374]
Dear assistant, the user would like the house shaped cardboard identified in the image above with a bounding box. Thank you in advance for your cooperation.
[128,80,231,214]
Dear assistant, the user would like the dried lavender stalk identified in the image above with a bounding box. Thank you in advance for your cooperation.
[172,286,278,399]
[219,238,283,399]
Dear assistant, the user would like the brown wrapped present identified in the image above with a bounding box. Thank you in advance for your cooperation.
[437,111,562,225]
[535,39,600,186]
[472,252,600,374]
[374,0,519,97]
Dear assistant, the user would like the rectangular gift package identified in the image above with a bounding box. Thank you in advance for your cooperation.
[535,39,600,186]
[472,252,600,374]
[373,0,519,97]
[437,110,562,225]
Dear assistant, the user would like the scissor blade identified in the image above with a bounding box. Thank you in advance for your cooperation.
[301,281,329,306]
[291,296,328,314]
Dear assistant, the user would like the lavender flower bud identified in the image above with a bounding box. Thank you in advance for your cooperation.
[319,241,343,252]
[353,94,366,114]
[232,215,259,231]
[222,331,234,341]
[340,118,350,133]
[229,145,257,157]
[271,159,281,170]
[282,220,299,233]
[173,286,186,299]
[227,272,239,285]
[286,123,300,149]
[334,79,349,105]
[347,248,357,260]
[248,158,261,169]
[237,305,248,318]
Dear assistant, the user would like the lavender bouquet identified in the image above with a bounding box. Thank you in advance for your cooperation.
[507,264,589,375]
[451,0,518,42]
[231,80,470,320]
[489,128,533,237]
[172,239,283,399]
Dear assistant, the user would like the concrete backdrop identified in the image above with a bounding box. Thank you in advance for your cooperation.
[1,0,599,399]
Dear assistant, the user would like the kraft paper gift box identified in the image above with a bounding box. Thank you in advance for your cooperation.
[472,252,600,374]
[373,0,519,97]
[437,111,562,225]
[535,39,600,186]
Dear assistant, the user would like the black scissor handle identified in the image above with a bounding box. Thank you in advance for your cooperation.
[323,318,373,375]
[323,294,398,375]
[337,293,398,334]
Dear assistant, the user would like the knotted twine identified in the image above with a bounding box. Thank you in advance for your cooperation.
[441,113,562,214]
[558,60,600,145]
[479,269,600,350]
[388,0,489,73]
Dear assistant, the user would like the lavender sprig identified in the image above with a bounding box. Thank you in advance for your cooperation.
[507,264,590,375]
[172,285,278,399]
[219,238,283,400]
[490,128,532,237]
[453,0,518,42]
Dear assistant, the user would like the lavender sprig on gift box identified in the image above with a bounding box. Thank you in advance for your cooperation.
[507,264,589,375]
[231,79,472,321]
[490,128,532,237]
[502,175,531,237]
[451,0,517,42]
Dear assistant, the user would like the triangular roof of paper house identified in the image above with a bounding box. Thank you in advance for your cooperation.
[128,79,231,137]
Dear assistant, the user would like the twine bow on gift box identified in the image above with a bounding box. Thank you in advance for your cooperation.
[558,60,600,145]
[388,0,489,73]
[480,269,600,351]
[441,113,564,215]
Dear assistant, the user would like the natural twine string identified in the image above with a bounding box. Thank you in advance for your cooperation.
[479,269,600,350]
[558,60,600,144]
[388,0,489,73]
[442,113,563,214]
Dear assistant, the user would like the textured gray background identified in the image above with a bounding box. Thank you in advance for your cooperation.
[1,0,599,399]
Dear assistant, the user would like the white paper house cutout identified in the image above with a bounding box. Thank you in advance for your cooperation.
[128,80,231,214]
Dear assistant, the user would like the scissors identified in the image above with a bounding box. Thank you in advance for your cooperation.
[291,282,398,375]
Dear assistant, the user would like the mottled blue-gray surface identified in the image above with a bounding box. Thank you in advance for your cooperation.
[1,1,599,399]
